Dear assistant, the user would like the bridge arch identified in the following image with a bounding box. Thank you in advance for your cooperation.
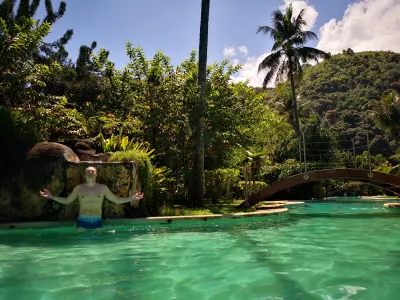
[241,169,400,207]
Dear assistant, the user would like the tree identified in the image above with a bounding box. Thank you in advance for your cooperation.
[376,90,400,141]
[256,3,330,136]
[193,0,210,207]
[0,16,57,106]
[0,0,73,63]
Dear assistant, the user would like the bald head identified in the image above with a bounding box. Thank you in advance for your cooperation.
[85,166,97,176]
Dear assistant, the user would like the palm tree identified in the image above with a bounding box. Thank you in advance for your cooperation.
[376,90,400,141]
[193,0,210,207]
[257,4,330,136]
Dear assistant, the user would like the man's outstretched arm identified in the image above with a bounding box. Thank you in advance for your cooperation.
[104,186,143,205]
[40,186,79,204]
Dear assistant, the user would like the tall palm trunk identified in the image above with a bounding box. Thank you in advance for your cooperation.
[289,58,300,137]
[193,0,210,207]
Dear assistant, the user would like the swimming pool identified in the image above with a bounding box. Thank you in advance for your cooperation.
[1,200,400,299]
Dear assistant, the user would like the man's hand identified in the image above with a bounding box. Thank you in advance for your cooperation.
[40,189,53,200]
[131,192,144,208]
[134,192,144,200]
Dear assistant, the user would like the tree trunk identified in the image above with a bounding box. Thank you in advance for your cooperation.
[193,0,210,207]
[289,58,300,137]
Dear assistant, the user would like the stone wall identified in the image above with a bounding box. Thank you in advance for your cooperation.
[0,142,146,223]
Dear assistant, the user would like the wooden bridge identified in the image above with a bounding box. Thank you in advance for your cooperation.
[239,169,400,207]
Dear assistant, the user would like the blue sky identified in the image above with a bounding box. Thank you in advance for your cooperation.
[38,0,400,86]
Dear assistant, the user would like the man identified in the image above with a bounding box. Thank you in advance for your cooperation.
[40,166,144,231]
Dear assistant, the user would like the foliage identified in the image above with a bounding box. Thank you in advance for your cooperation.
[0,16,60,106]
[94,132,155,155]
[0,0,73,63]
[375,90,400,142]
[2,0,400,212]
[204,168,240,202]
[0,107,37,171]
[298,51,400,156]
[109,150,153,184]
[109,149,173,214]
[235,181,268,198]
[261,158,301,183]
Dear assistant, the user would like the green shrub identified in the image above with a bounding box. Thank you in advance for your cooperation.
[109,150,153,190]
[205,168,240,202]
[235,181,268,198]
[261,159,302,183]
[109,150,173,215]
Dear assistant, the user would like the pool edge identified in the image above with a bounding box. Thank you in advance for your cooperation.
[0,208,289,230]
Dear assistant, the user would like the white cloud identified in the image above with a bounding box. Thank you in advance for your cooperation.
[280,0,318,30]
[223,46,236,57]
[317,0,400,54]
[231,53,274,88]
[238,46,248,55]
[232,59,240,67]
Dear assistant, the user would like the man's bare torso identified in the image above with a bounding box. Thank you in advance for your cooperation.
[76,183,108,216]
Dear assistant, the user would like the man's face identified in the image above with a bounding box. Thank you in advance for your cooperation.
[85,167,97,180]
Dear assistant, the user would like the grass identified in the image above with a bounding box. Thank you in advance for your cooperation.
[159,200,255,217]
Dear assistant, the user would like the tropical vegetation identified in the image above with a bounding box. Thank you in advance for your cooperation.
[1,0,399,217]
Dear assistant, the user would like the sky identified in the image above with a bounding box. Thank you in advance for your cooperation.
[38,0,400,87]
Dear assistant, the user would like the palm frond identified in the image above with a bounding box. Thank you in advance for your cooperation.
[295,47,330,64]
[291,31,318,46]
[284,3,293,22]
[271,40,284,51]
[292,58,304,81]
[272,9,285,33]
[272,8,284,24]
[262,68,278,88]
[256,25,277,40]
[258,50,283,73]
[292,9,307,32]
[275,59,289,84]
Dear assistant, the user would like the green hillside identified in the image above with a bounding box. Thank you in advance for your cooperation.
[298,51,400,154]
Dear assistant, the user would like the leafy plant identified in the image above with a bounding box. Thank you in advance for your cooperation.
[94,132,155,156]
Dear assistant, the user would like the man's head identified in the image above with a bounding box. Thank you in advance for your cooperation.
[84,166,97,183]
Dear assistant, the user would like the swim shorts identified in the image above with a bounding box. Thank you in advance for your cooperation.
[76,216,103,229]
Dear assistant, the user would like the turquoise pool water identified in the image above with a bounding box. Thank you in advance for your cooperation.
[1,200,400,299]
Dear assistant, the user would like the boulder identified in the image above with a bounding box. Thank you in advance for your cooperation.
[74,139,96,154]
[24,142,79,191]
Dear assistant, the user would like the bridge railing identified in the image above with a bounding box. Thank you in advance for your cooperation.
[298,131,374,179]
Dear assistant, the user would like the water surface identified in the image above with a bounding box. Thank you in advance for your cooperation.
[1,200,400,299]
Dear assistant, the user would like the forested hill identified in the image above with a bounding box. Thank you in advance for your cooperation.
[298,51,400,153]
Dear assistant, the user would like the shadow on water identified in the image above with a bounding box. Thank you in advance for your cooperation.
[231,229,322,300]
